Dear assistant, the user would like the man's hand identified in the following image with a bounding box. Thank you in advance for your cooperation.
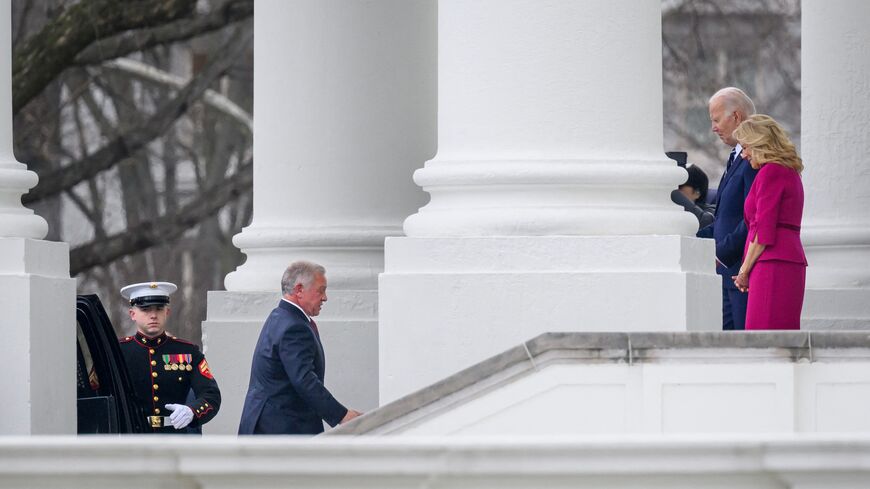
[165,404,194,429]
[340,409,362,424]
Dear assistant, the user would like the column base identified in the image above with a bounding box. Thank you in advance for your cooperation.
[0,238,75,434]
[379,235,720,404]
[202,289,379,434]
[801,288,870,330]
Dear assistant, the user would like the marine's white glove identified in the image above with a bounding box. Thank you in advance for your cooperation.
[165,404,194,429]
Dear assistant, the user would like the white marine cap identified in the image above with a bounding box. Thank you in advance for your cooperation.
[120,281,178,307]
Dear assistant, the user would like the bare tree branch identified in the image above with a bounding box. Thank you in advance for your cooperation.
[70,160,252,275]
[102,58,253,133]
[12,0,196,113]
[74,0,253,65]
[23,23,253,205]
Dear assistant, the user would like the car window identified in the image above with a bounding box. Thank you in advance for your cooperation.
[76,321,101,398]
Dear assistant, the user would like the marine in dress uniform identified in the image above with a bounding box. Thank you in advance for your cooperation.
[118,282,221,433]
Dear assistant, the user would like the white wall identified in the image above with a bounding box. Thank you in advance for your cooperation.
[372,360,870,436]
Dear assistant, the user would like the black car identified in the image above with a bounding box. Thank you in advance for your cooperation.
[76,295,149,434]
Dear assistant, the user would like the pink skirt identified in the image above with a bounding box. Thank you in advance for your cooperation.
[746,259,806,330]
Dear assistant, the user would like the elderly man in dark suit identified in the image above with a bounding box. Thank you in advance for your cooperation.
[238,261,361,434]
[698,87,759,330]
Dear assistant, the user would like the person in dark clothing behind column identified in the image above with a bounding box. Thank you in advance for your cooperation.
[697,87,759,331]
[671,164,715,229]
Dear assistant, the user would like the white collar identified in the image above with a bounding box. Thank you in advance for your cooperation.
[282,298,311,322]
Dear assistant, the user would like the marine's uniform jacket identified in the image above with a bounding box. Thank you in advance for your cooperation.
[119,331,221,433]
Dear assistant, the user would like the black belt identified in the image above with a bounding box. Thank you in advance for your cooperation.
[148,415,172,428]
[777,223,801,232]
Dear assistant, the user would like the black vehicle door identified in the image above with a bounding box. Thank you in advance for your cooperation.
[76,295,149,434]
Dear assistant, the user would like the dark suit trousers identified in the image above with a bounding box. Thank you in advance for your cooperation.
[722,281,748,331]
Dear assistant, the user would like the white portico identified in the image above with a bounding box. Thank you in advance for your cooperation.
[379,0,721,403]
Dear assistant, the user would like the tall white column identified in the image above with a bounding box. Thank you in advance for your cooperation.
[801,0,870,330]
[380,0,721,403]
[202,0,436,432]
[0,4,75,434]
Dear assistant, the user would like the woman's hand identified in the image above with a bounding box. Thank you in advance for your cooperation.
[732,269,750,293]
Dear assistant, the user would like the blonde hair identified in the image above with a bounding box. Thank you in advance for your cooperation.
[733,114,803,174]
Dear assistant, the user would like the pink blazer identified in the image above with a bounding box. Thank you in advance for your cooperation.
[743,162,807,265]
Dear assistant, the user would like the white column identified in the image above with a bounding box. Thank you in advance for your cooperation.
[0,4,75,434]
[801,0,870,330]
[380,0,721,403]
[202,0,435,432]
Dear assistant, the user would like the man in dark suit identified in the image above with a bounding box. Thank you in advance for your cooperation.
[697,87,758,330]
[238,261,361,434]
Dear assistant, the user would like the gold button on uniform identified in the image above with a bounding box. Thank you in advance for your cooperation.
[152,372,158,378]
[153,396,159,402]
[149,349,155,354]
[154,408,160,414]
[150,360,157,366]
[153,384,159,390]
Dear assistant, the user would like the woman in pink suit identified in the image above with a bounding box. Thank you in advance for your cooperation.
[732,115,807,330]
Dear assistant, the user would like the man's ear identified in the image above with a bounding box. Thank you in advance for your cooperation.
[165,306,171,319]
[293,282,305,295]
[129,308,136,320]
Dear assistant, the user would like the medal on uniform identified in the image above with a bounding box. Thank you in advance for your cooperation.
[171,363,179,371]
[162,355,172,371]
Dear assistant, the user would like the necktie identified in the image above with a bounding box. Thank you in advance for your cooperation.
[309,319,320,338]
[726,149,737,172]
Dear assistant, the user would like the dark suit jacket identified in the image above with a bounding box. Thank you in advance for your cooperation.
[697,151,758,288]
[238,300,347,435]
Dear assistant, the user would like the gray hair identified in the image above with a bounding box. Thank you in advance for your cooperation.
[709,87,756,117]
[281,261,326,295]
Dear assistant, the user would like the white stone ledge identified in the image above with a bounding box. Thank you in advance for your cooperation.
[1,435,869,487]
[339,332,870,436]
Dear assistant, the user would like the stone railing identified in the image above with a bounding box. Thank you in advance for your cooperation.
[0,435,869,488]
[332,331,870,436]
